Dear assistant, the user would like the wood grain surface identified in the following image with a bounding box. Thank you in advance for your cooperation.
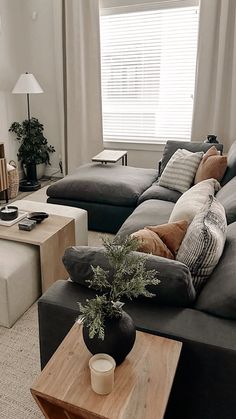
[31,322,182,419]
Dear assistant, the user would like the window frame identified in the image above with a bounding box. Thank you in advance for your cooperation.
[100,0,200,147]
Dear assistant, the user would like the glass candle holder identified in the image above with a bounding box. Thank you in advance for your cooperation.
[89,353,116,395]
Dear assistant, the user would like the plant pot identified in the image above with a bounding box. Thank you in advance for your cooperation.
[82,310,136,365]
[23,163,46,180]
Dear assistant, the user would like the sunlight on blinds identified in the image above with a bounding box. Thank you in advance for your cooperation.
[100,4,199,142]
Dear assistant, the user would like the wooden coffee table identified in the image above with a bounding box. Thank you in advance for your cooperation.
[0,214,75,292]
[31,322,182,419]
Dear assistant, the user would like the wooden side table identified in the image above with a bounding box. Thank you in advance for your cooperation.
[31,322,182,419]
[92,149,128,166]
[0,214,75,292]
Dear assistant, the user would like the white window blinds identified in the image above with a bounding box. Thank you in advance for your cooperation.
[100,1,199,143]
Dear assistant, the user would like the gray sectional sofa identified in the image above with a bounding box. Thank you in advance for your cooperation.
[39,140,236,419]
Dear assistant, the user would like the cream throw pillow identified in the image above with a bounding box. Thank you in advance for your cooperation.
[169,178,221,224]
[158,148,203,193]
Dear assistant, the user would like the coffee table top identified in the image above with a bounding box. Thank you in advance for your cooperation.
[31,322,182,419]
[92,149,127,163]
[0,214,74,246]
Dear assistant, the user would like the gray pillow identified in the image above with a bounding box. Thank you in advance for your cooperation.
[195,222,236,320]
[63,246,196,307]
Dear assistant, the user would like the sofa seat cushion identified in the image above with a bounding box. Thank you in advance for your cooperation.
[63,247,196,306]
[195,222,236,320]
[138,183,181,205]
[116,199,175,238]
[47,163,158,207]
[216,177,236,224]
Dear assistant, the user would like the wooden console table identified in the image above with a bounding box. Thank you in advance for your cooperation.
[31,322,182,419]
[0,214,75,292]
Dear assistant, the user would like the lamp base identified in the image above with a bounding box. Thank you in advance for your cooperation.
[19,180,41,192]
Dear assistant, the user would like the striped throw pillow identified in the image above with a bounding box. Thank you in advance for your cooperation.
[176,195,227,293]
[158,149,203,193]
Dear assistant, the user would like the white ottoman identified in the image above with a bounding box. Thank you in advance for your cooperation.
[13,200,88,246]
[0,201,88,328]
[0,240,40,327]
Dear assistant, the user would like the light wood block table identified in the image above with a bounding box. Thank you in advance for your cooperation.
[92,149,128,166]
[0,214,75,292]
[31,322,182,419]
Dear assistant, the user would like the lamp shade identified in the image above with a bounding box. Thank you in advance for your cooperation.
[12,73,43,94]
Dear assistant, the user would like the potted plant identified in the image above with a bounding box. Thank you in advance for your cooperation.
[9,117,55,179]
[79,235,160,364]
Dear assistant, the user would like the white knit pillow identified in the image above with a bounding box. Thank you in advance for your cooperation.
[169,178,221,224]
[158,148,203,193]
[176,196,227,293]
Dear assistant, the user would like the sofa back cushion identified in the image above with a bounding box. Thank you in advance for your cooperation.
[195,222,236,320]
[160,140,223,175]
[221,140,236,186]
[63,246,196,306]
[216,177,236,225]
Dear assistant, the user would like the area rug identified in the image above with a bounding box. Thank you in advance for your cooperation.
[0,230,114,418]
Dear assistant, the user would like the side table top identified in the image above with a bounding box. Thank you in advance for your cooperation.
[31,322,182,419]
[92,149,127,163]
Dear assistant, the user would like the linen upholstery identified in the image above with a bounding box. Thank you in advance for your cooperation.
[194,146,227,184]
[138,183,181,205]
[158,149,203,193]
[177,196,227,293]
[146,220,188,256]
[169,178,220,224]
[131,228,174,259]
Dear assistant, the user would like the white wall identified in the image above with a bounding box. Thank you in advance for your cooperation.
[0,0,63,176]
[0,0,160,173]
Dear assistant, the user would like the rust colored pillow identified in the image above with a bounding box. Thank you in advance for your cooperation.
[131,229,174,259]
[194,146,227,184]
[146,220,189,255]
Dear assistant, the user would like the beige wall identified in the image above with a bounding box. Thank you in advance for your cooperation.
[0,0,162,173]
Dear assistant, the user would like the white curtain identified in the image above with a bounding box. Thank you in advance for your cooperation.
[62,0,103,174]
[191,0,236,150]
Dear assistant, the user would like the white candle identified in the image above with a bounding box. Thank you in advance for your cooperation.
[2,206,15,213]
[89,353,116,395]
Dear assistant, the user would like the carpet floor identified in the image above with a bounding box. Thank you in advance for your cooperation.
[0,230,114,418]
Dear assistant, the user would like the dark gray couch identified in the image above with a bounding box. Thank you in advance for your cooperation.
[39,140,236,419]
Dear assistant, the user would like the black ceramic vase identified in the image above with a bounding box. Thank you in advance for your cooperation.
[82,310,136,365]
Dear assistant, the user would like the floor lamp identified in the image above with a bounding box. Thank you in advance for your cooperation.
[12,72,43,191]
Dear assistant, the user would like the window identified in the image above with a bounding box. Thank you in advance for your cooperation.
[100,0,199,143]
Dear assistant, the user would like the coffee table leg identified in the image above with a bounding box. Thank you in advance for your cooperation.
[39,220,75,293]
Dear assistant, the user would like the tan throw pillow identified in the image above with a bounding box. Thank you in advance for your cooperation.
[131,229,174,259]
[194,146,227,184]
[146,220,189,256]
